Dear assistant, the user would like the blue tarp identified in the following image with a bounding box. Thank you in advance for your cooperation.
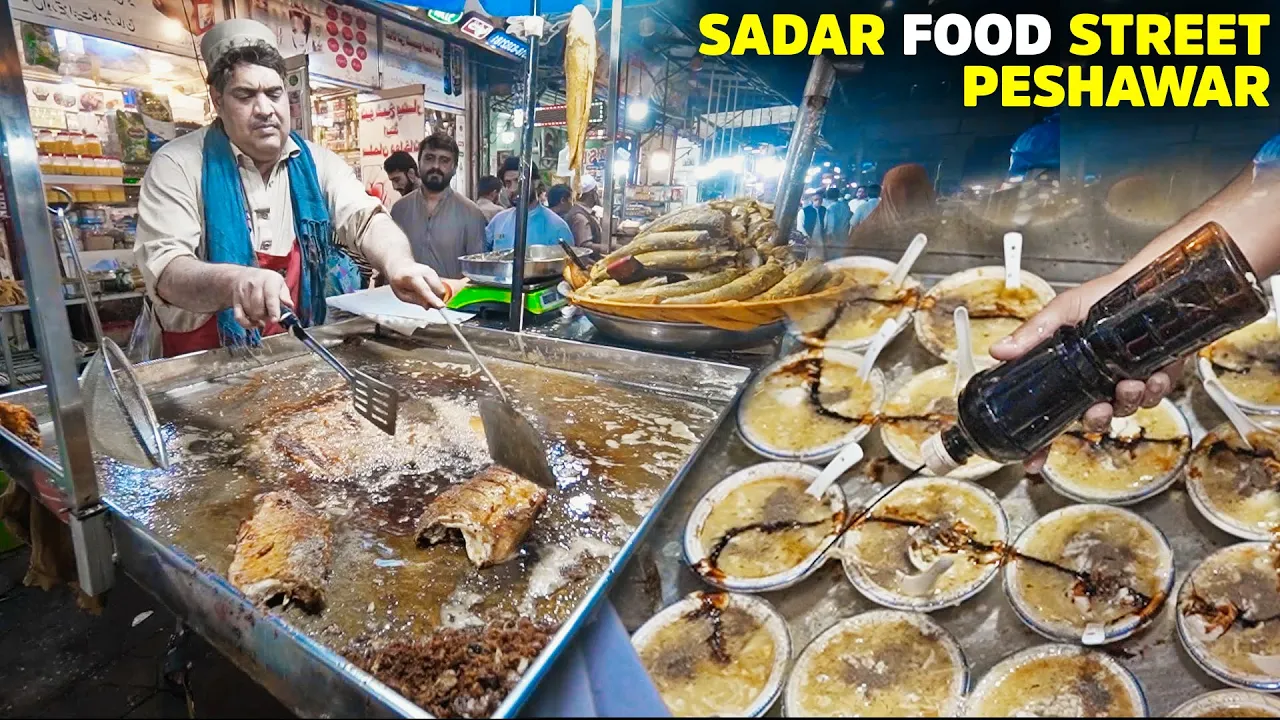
[1255,132,1280,168]
[1008,112,1060,177]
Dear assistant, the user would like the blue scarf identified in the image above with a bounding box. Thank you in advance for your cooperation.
[202,124,358,347]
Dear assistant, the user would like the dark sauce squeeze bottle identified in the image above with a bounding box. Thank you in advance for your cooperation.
[922,222,1268,474]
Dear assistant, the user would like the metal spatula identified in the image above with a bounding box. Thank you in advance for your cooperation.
[436,314,556,488]
[280,312,400,435]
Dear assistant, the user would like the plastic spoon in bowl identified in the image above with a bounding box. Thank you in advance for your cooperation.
[1204,376,1271,451]
[896,556,955,596]
[859,316,901,381]
[806,441,864,499]
[953,306,978,396]
[1004,231,1023,290]
[888,233,928,288]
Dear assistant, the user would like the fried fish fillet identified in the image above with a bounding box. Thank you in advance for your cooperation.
[228,490,332,611]
[416,466,548,568]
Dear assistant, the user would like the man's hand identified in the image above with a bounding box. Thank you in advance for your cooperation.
[988,273,1181,473]
[386,263,449,309]
[231,268,293,329]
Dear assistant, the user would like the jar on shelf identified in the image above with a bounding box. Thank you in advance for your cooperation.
[83,134,103,157]
[51,155,70,175]
[37,130,57,154]
[66,156,85,175]
[109,186,126,203]
[38,154,54,174]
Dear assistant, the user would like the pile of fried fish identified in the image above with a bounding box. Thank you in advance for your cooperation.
[577,199,839,305]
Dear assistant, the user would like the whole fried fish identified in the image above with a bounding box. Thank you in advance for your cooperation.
[639,205,729,236]
[663,261,786,304]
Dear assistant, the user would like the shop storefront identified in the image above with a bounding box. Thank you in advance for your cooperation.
[247,0,471,208]
[0,1,489,387]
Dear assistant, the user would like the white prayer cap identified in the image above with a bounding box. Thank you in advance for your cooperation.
[200,19,277,69]
[579,174,598,193]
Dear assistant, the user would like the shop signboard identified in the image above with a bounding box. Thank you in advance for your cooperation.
[458,12,494,41]
[484,30,527,60]
[10,0,228,57]
[357,90,426,208]
[381,21,464,112]
[249,0,378,88]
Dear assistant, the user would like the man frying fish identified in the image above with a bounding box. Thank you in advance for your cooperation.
[135,19,446,356]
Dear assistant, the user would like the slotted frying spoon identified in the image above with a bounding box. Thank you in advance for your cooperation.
[49,188,169,469]
[280,311,400,435]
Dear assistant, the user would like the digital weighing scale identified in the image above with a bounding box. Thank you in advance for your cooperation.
[446,278,566,323]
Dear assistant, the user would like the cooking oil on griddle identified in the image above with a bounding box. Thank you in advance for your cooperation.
[95,338,718,645]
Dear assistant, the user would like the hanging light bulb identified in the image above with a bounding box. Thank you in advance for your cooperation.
[627,99,650,122]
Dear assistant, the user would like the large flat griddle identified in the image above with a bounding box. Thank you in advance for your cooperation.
[0,319,751,718]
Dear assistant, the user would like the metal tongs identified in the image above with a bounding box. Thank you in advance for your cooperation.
[280,311,400,435]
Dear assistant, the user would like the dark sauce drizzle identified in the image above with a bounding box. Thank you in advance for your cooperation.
[865,514,1156,608]
[683,592,732,664]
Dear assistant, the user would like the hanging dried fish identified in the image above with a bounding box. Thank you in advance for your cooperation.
[564,5,597,195]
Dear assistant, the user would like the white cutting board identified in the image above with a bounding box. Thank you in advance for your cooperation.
[326,286,475,336]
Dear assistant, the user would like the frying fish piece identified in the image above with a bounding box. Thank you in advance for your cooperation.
[757,260,829,301]
[632,248,737,272]
[599,231,713,267]
[416,466,548,568]
[228,490,332,611]
[609,268,746,303]
[639,205,729,236]
[663,262,786,304]
[564,5,596,194]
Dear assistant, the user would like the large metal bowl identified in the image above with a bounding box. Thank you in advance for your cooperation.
[460,245,592,286]
[582,308,783,352]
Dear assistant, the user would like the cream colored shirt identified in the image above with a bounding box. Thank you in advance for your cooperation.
[135,126,395,333]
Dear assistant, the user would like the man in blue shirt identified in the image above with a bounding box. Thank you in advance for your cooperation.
[485,180,574,253]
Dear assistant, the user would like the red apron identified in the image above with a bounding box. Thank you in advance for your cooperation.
[161,243,303,357]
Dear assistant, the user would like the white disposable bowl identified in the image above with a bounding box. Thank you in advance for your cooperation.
[841,476,1008,612]
[913,265,1055,366]
[783,255,920,352]
[1175,542,1280,692]
[1003,504,1174,645]
[1169,689,1280,717]
[878,364,1004,482]
[684,462,845,592]
[1040,398,1191,506]
[783,609,968,717]
[1185,418,1280,542]
[632,591,792,718]
[964,644,1148,717]
[737,348,885,463]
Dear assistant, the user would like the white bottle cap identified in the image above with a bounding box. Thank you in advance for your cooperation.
[921,432,961,476]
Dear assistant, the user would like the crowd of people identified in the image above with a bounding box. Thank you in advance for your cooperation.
[381,134,607,275]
